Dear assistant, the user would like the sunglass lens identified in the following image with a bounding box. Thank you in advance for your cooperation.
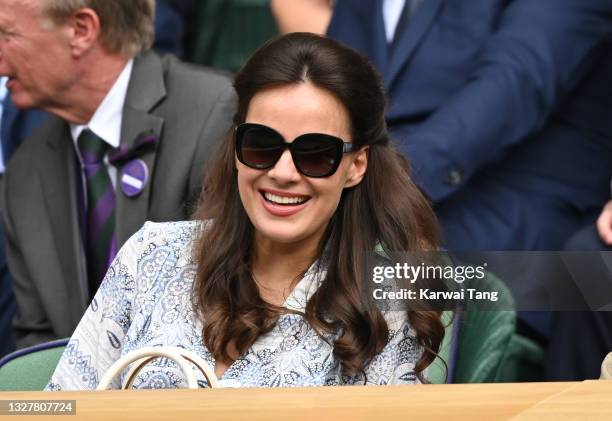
[240,127,284,169]
[292,135,340,177]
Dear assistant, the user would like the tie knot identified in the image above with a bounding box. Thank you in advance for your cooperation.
[78,129,109,164]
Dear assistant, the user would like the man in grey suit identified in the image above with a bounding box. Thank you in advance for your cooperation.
[0,0,236,348]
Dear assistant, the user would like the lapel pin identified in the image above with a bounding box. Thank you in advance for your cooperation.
[120,159,148,197]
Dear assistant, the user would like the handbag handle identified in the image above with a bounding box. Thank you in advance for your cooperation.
[122,347,221,389]
[96,346,220,390]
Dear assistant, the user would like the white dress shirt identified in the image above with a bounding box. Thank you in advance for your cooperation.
[383,0,407,42]
[383,0,425,43]
[70,59,134,188]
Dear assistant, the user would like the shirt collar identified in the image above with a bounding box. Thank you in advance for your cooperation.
[383,0,407,42]
[283,258,328,312]
[0,77,8,102]
[70,59,134,150]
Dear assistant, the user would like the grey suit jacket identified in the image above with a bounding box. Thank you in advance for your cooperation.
[2,51,236,348]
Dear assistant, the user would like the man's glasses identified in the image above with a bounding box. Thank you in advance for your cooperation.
[235,123,355,178]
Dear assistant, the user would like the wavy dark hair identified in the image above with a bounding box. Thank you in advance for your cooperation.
[192,33,444,382]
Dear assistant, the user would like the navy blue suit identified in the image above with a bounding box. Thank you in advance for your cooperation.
[546,210,612,380]
[327,0,612,252]
[0,97,48,161]
[154,0,196,58]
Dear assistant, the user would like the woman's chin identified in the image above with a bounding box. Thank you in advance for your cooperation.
[252,220,318,247]
[255,227,306,245]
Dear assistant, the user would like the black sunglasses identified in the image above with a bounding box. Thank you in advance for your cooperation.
[235,123,356,178]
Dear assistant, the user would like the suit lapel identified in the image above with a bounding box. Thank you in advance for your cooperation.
[327,0,388,75]
[115,52,166,247]
[39,118,89,319]
[385,0,445,88]
[369,0,389,77]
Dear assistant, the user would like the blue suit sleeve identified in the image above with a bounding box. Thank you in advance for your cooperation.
[401,0,612,202]
[153,0,186,58]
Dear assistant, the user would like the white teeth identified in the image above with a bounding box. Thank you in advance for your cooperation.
[264,192,308,205]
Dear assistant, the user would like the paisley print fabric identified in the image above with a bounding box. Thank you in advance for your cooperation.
[46,221,421,390]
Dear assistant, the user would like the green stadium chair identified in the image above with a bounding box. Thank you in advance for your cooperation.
[429,271,544,383]
[188,0,279,72]
[0,338,68,391]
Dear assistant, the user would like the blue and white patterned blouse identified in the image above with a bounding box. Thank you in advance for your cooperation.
[46,221,421,390]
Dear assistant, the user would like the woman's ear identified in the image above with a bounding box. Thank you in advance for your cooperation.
[344,146,369,188]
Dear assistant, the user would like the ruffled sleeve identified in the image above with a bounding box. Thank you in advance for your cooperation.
[45,224,148,390]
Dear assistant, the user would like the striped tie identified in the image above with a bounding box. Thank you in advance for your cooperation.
[77,129,117,296]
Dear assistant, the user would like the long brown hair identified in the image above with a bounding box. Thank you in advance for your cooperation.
[192,33,444,382]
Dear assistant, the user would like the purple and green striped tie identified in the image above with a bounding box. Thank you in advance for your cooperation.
[78,129,117,296]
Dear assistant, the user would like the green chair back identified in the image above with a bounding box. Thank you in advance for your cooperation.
[452,271,515,382]
[494,332,545,382]
[188,0,279,72]
[428,270,544,383]
[0,339,68,391]
[427,311,455,383]
[456,271,545,382]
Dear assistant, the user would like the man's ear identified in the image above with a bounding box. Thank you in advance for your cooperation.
[344,146,369,188]
[68,8,101,57]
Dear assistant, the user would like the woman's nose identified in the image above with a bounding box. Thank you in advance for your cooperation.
[267,149,301,183]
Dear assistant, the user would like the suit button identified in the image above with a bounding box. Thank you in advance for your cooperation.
[446,169,463,186]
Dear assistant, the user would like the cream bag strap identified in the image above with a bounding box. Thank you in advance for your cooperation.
[96,346,221,390]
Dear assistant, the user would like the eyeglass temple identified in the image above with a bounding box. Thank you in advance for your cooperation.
[343,143,356,153]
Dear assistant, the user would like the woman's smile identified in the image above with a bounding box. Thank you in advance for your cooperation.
[259,189,312,217]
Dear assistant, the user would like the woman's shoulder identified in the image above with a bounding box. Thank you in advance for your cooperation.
[136,220,204,244]
[118,220,206,269]
[383,310,413,335]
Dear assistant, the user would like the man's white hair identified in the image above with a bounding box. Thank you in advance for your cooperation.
[41,0,156,57]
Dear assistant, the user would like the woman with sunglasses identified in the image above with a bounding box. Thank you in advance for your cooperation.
[47,33,443,390]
